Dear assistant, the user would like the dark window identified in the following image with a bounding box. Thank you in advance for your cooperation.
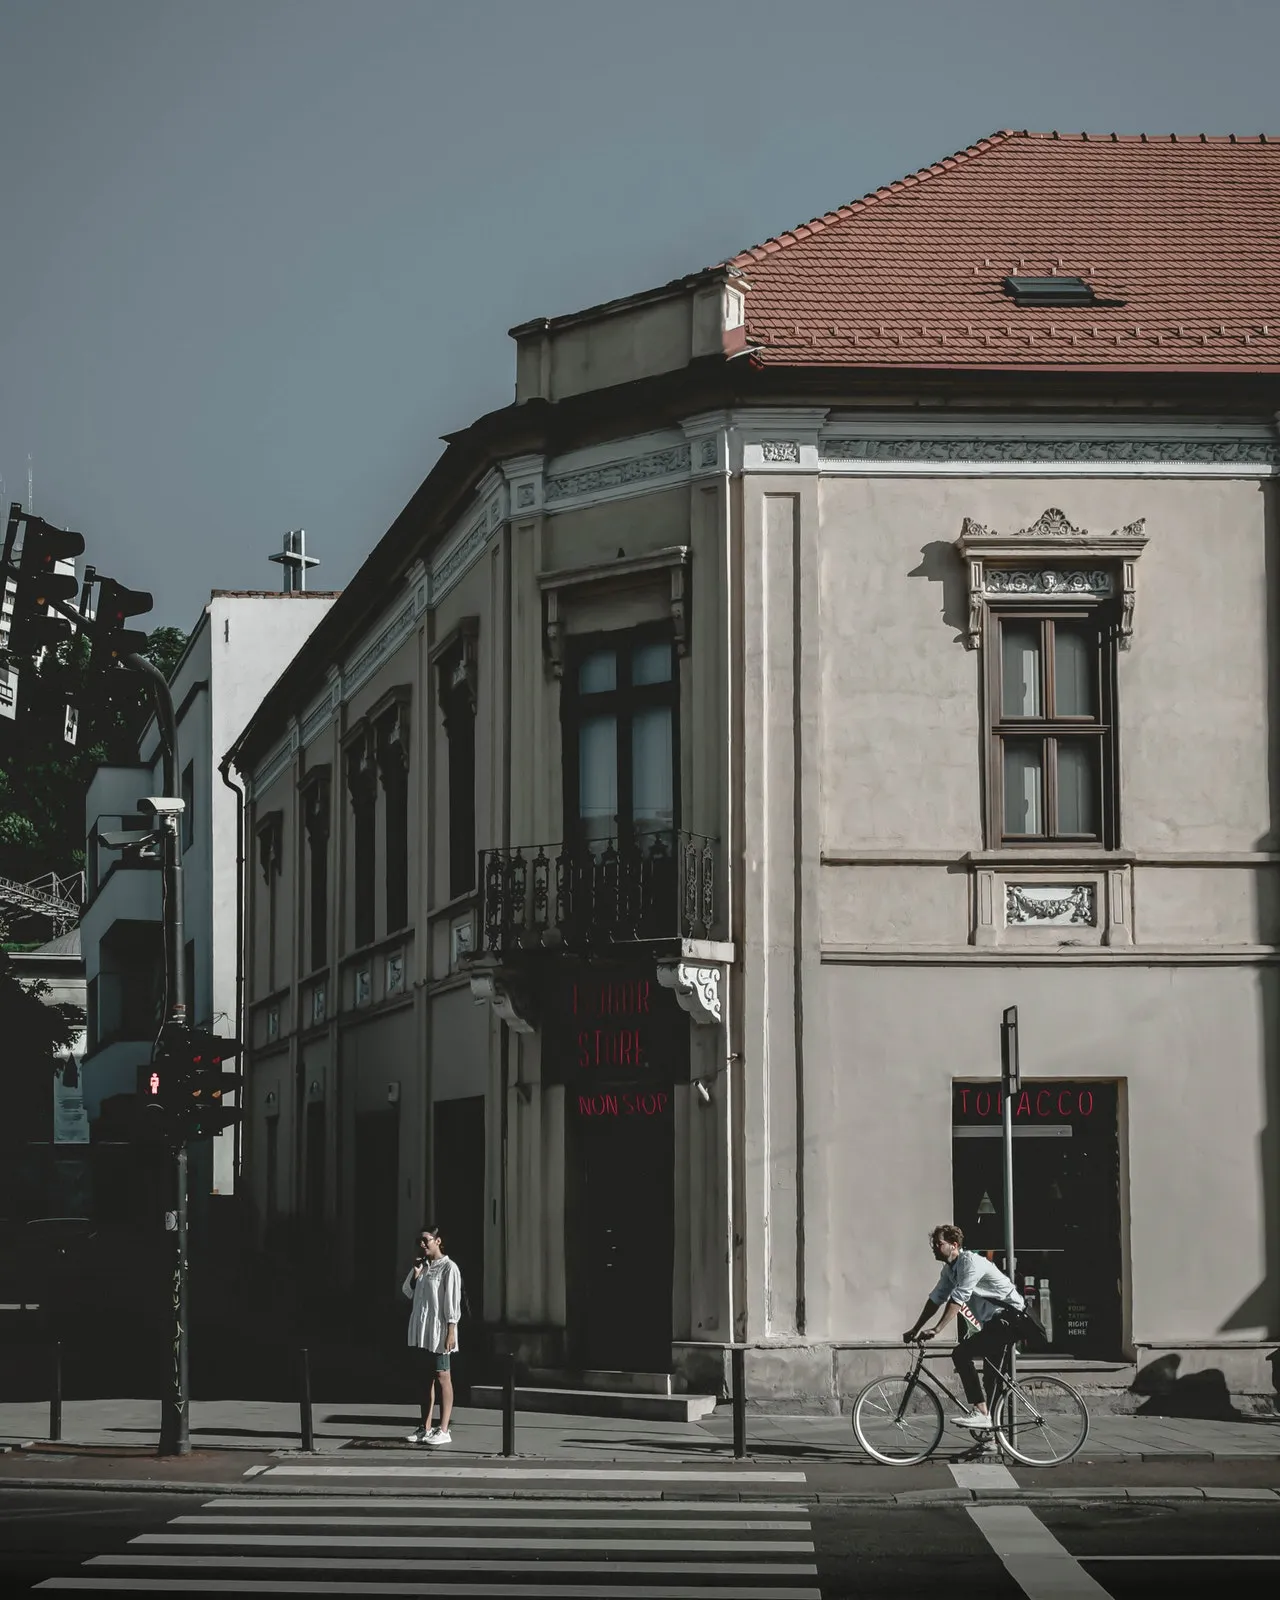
[562,628,678,848]
[86,976,98,1052]
[347,738,377,948]
[438,641,477,900]
[301,770,331,972]
[987,610,1116,846]
[378,711,410,933]
[180,761,195,852]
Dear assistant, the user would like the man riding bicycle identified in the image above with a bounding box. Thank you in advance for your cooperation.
[902,1223,1026,1431]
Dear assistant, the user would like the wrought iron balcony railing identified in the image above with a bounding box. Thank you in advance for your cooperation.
[478,830,716,958]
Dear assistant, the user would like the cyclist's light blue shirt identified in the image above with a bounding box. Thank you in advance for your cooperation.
[929,1250,1025,1326]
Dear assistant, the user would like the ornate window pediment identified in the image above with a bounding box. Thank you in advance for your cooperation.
[955,507,1148,649]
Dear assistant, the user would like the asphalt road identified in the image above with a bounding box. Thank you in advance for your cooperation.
[0,1486,1276,1595]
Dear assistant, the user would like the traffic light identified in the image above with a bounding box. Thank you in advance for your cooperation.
[140,1027,243,1143]
[89,576,153,674]
[6,509,85,660]
[179,1029,244,1141]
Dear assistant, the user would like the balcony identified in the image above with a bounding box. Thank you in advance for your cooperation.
[477,830,718,960]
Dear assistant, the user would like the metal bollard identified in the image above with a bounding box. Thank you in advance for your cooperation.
[731,1345,746,1460]
[50,1339,62,1444]
[501,1353,516,1458]
[299,1347,314,1453]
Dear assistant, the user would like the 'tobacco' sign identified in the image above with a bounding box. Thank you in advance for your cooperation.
[953,1082,1097,1122]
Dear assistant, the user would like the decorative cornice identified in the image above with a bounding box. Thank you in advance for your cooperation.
[955,508,1149,649]
[429,513,492,607]
[544,442,691,505]
[821,435,1280,467]
[343,598,418,699]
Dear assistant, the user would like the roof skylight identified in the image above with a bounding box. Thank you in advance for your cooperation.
[1003,275,1099,306]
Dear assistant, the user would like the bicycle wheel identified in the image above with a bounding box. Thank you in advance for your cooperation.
[852,1375,944,1465]
[993,1375,1089,1466]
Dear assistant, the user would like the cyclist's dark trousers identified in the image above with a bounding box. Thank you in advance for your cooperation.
[952,1314,1017,1408]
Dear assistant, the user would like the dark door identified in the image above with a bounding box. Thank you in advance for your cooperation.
[569,1085,675,1372]
[431,1096,486,1322]
[354,1110,400,1314]
[952,1080,1122,1357]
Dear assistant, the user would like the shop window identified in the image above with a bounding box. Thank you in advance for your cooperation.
[562,628,678,849]
[952,1079,1122,1357]
[986,611,1116,846]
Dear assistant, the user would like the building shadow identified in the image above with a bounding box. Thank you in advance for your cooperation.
[1131,1353,1241,1420]
[907,540,970,644]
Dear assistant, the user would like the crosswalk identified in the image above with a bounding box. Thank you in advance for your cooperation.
[35,1461,820,1597]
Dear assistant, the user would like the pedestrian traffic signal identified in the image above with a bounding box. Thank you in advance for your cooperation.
[6,510,84,659]
[179,1029,244,1141]
[88,576,153,674]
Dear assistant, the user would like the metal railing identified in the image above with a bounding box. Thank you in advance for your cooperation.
[478,830,717,958]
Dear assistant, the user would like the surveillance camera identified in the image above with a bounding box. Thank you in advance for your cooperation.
[137,796,186,817]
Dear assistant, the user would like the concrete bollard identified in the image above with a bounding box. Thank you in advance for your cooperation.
[298,1347,314,1453]
[502,1353,516,1458]
[50,1340,62,1443]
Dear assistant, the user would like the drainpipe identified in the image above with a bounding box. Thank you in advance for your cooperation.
[219,754,247,1182]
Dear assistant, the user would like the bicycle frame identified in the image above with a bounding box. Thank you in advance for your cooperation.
[897,1341,1015,1424]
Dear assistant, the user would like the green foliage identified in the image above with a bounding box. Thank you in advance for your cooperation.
[0,626,188,883]
[0,951,83,1066]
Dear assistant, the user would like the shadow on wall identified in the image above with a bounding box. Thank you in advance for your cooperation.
[907,541,970,644]
[1130,1354,1241,1420]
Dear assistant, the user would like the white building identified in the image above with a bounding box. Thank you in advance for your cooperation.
[81,591,337,1196]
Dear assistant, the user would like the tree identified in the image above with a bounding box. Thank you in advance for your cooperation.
[0,946,83,1062]
[0,626,188,887]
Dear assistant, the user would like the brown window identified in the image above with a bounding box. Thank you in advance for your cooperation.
[987,609,1117,846]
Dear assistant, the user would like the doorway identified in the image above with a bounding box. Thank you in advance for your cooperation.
[354,1110,400,1317]
[952,1079,1122,1357]
[431,1096,486,1323]
[568,1084,675,1372]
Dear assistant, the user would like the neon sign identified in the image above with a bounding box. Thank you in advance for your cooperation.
[577,1089,670,1119]
[954,1084,1096,1121]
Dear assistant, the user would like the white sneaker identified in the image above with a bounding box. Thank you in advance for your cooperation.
[951,1410,993,1430]
[426,1429,452,1447]
[405,1426,429,1444]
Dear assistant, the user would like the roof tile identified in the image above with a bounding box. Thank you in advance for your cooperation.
[723,130,1280,369]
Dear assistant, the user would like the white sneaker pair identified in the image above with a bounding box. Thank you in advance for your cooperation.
[950,1409,993,1431]
[405,1425,453,1446]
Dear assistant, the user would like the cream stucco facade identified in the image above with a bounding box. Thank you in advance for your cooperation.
[231,275,1280,1405]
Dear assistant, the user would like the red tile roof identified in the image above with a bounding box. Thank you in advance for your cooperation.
[727,131,1280,371]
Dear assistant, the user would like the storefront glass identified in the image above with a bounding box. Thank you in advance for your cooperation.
[952,1079,1122,1358]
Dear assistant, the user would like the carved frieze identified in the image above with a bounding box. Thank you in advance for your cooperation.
[1005,883,1096,926]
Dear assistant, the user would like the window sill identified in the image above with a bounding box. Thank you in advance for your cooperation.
[966,848,1135,866]
[427,889,479,924]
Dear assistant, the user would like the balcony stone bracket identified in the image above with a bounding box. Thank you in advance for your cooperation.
[657,960,724,1026]
[468,966,536,1033]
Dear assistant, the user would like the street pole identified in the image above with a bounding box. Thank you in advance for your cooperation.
[127,651,189,1457]
[1000,1006,1019,1397]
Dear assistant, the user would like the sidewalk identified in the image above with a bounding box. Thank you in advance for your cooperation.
[2,1396,1278,1464]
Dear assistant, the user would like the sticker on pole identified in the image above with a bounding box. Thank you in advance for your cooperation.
[164,1211,178,1232]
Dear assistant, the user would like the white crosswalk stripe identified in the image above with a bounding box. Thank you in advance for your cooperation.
[34,1486,821,1597]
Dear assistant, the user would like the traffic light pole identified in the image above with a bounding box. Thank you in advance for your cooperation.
[126,651,189,1458]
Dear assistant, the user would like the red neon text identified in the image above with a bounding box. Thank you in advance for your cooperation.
[577,1090,669,1118]
[956,1087,1094,1119]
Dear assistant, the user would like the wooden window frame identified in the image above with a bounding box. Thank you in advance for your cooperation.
[560,622,680,849]
[984,602,1119,848]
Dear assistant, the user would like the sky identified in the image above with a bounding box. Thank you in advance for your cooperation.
[1,0,1278,628]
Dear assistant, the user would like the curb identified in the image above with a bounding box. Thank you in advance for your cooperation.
[0,1475,1275,1505]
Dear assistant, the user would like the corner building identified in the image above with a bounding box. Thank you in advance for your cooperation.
[230,130,1280,1405]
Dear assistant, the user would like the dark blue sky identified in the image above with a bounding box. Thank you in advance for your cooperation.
[2,0,1277,627]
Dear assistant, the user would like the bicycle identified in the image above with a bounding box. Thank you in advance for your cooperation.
[851,1336,1089,1467]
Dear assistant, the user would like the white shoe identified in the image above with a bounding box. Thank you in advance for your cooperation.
[426,1429,452,1446]
[405,1426,429,1444]
[951,1410,993,1430]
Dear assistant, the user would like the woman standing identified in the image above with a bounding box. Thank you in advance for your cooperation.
[402,1225,462,1446]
